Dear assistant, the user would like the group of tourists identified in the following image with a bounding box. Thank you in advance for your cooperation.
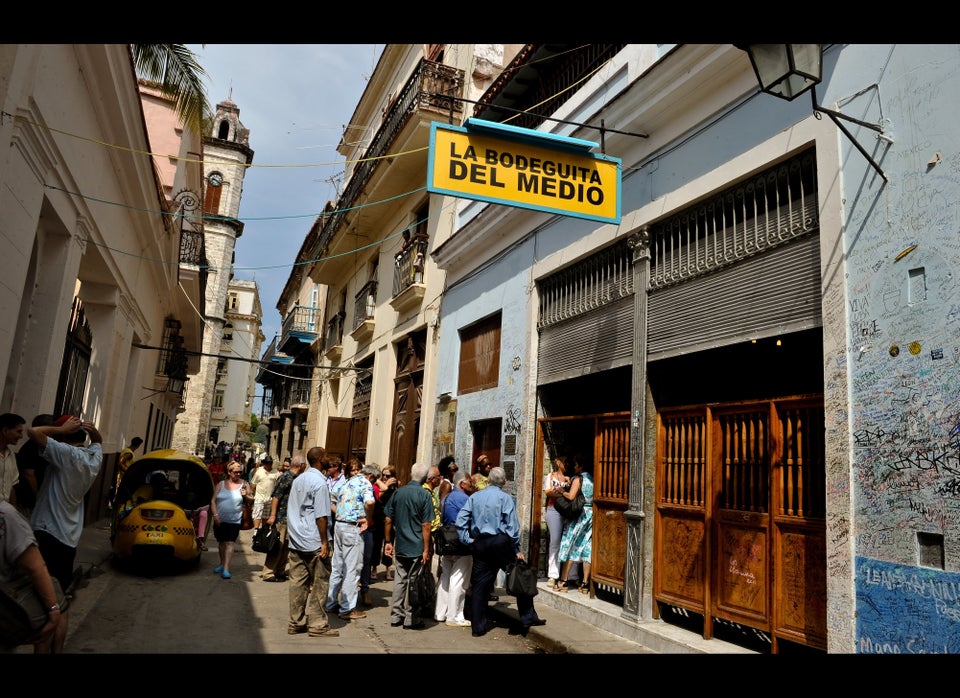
[214,446,545,639]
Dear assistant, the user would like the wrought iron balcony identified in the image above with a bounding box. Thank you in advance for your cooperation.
[255,337,293,384]
[179,227,205,266]
[351,279,377,343]
[472,44,625,129]
[390,235,427,313]
[306,59,464,272]
[325,311,345,362]
[279,304,321,356]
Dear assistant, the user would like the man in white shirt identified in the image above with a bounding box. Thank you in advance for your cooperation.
[29,415,102,586]
[27,414,103,653]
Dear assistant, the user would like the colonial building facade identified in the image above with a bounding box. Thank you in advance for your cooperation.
[259,43,960,653]
[172,97,256,457]
[0,45,208,522]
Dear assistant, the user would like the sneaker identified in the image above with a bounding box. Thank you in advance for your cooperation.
[445,619,471,627]
[287,626,307,635]
[339,609,367,621]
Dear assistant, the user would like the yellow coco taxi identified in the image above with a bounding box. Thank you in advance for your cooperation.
[111,449,214,573]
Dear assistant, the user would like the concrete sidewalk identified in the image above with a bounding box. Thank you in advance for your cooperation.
[60,518,754,654]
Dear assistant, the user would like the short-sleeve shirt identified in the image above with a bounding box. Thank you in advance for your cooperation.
[251,467,280,501]
[336,474,375,523]
[286,467,332,552]
[422,483,441,532]
[271,470,296,524]
[30,439,102,548]
[384,481,434,558]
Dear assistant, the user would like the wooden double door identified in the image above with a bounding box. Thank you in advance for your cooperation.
[653,396,826,652]
[534,414,630,597]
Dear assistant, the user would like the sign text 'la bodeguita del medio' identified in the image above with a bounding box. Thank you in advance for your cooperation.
[428,119,621,224]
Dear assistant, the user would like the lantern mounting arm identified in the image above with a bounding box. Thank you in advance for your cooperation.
[810,85,888,183]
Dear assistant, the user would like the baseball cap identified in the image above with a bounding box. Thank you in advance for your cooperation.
[54,414,77,427]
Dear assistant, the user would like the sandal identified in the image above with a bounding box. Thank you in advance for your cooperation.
[579,580,590,594]
[554,579,569,592]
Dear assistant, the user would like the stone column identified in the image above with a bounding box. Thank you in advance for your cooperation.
[622,227,649,621]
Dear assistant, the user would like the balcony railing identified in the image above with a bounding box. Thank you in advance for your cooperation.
[279,304,321,355]
[179,227,204,266]
[393,235,428,297]
[306,58,464,264]
[280,384,311,412]
[353,279,377,330]
[326,311,345,350]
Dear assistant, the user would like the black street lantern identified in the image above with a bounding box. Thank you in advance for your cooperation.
[740,44,822,101]
[737,43,889,183]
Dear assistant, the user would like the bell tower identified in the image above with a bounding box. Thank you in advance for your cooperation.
[171,97,255,456]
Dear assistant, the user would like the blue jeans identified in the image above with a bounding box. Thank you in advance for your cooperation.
[326,523,365,614]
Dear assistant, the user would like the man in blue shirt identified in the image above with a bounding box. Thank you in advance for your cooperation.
[285,446,338,638]
[383,461,434,629]
[455,466,545,637]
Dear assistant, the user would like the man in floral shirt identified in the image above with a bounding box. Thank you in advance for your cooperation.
[325,457,375,620]
[260,455,302,582]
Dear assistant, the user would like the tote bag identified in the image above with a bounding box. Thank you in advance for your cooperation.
[553,476,585,520]
[505,559,539,597]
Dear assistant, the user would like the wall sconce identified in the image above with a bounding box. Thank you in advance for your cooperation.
[737,44,889,183]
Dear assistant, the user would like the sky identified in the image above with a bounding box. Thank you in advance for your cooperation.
[186,44,384,345]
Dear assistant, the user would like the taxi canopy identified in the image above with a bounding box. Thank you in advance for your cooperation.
[116,449,213,512]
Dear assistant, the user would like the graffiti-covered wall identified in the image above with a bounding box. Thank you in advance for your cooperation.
[841,44,960,653]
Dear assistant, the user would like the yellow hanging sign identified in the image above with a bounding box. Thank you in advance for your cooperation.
[428,119,621,224]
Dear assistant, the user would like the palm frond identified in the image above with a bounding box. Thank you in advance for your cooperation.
[132,44,212,134]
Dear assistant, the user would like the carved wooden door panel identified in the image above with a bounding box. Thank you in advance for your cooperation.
[389,332,425,484]
[591,417,630,594]
[654,397,826,653]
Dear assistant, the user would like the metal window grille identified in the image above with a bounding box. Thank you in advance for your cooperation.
[650,150,818,290]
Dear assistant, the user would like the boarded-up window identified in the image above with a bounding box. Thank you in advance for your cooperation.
[458,312,501,395]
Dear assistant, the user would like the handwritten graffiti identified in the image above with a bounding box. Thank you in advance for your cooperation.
[934,478,960,497]
[885,443,960,475]
[504,406,522,434]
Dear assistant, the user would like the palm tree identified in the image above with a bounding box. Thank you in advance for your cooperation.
[132,44,211,135]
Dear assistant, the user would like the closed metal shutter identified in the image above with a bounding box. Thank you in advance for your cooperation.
[648,232,822,360]
[538,295,633,385]
[536,150,820,379]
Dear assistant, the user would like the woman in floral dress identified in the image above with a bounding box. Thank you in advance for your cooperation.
[555,457,594,593]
